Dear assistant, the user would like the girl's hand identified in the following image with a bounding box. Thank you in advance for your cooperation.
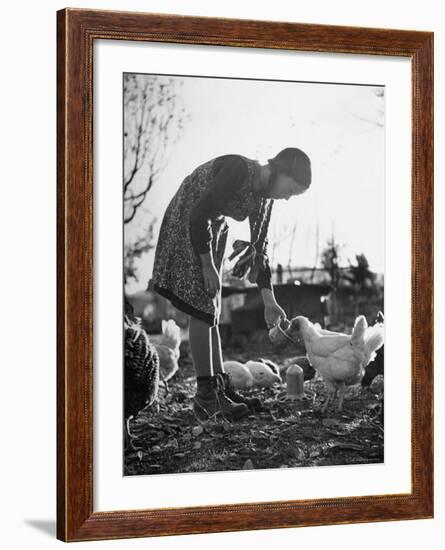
[202,264,221,297]
[264,302,286,329]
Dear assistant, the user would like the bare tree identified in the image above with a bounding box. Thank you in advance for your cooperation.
[123,74,190,285]
[320,234,345,324]
[124,74,189,224]
[310,222,320,284]
[346,253,378,316]
[287,221,298,280]
[321,236,344,288]
[124,215,156,285]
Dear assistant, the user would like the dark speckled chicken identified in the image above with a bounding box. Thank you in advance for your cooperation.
[124,311,160,449]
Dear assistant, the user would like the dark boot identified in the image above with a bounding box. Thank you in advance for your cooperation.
[193,375,249,422]
[217,372,263,411]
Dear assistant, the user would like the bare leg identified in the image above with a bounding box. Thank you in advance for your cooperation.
[190,315,249,421]
[211,325,225,375]
[189,316,213,377]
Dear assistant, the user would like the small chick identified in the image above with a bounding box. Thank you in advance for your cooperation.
[223,361,254,390]
[258,358,281,377]
[245,360,282,388]
[151,320,181,381]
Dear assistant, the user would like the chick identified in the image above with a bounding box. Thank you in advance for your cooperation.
[258,358,281,377]
[245,360,282,388]
[150,320,181,382]
[223,361,254,390]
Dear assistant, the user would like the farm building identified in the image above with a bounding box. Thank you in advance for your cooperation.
[225,282,332,335]
[126,282,330,336]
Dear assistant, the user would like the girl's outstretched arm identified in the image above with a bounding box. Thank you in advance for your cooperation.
[261,288,287,329]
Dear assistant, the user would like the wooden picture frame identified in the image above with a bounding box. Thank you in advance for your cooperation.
[57,8,434,542]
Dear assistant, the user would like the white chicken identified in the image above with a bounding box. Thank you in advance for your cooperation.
[245,360,282,388]
[283,315,384,413]
[149,320,181,382]
[223,361,254,390]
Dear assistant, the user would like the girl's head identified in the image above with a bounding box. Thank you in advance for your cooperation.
[265,148,312,200]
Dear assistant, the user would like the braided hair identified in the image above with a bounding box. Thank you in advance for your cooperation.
[267,147,312,189]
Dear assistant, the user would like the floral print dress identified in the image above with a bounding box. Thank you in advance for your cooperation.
[151,154,272,327]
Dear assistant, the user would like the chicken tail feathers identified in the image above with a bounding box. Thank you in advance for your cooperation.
[364,323,384,364]
[351,315,367,346]
[351,315,384,364]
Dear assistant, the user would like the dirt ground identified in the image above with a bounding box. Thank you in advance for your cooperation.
[124,347,384,476]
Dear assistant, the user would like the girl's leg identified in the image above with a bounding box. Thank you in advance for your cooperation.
[190,315,249,421]
[210,279,225,374]
[211,322,263,411]
[210,325,225,375]
[188,316,213,377]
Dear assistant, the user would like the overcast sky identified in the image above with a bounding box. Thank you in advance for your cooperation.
[125,75,384,294]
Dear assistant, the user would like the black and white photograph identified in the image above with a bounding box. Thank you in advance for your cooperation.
[1,0,438,546]
[123,72,385,476]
